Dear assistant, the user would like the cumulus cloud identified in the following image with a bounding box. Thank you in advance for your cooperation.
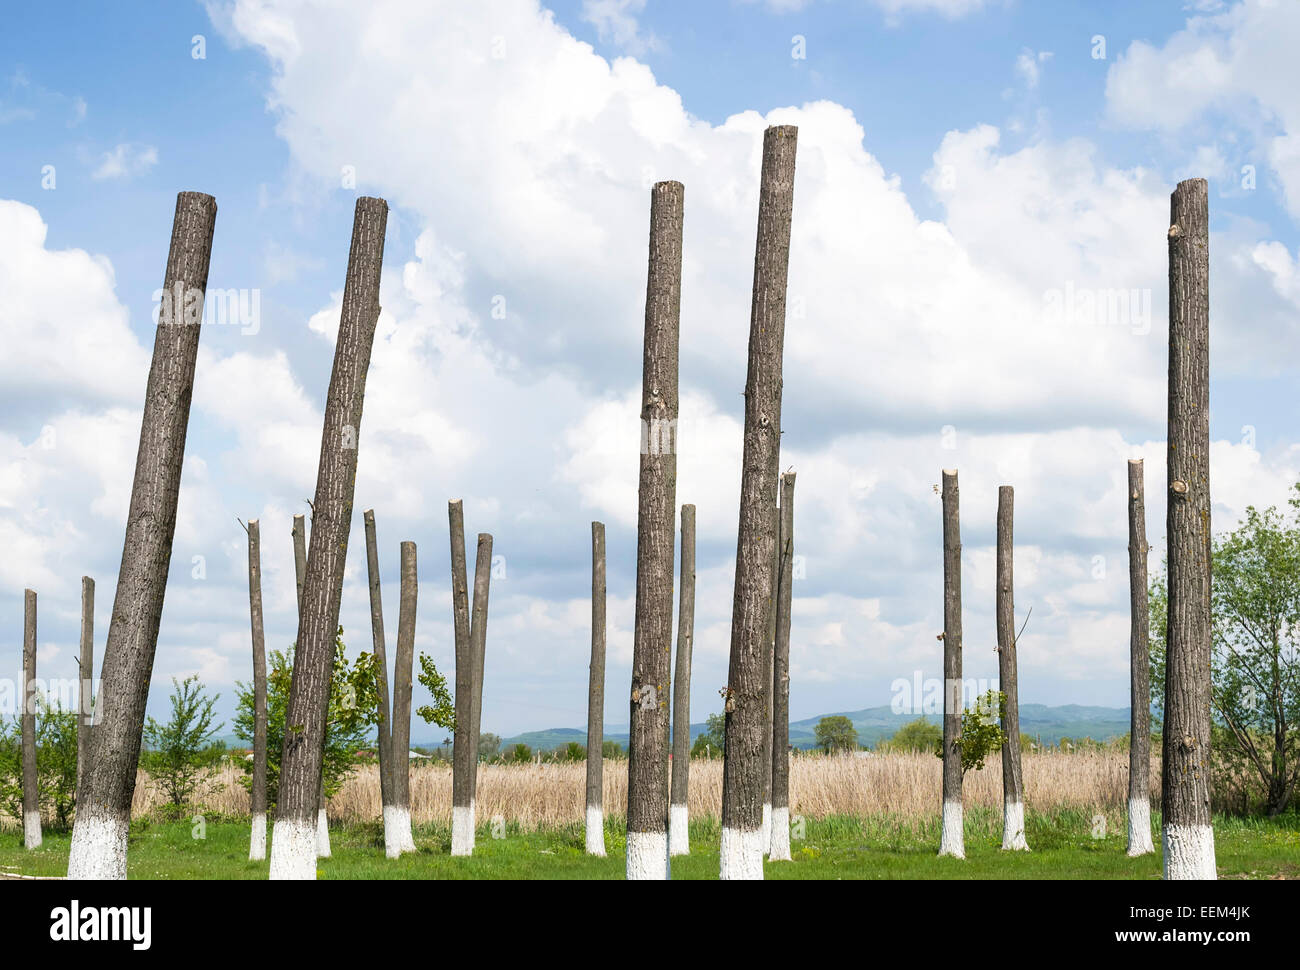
[90,142,159,180]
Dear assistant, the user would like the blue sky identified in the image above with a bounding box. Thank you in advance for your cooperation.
[2,0,1299,740]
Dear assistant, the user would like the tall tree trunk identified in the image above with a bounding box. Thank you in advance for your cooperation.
[467,531,493,855]
[997,486,1028,851]
[68,192,216,880]
[669,504,696,857]
[246,521,269,861]
[1163,178,1216,880]
[390,540,418,854]
[449,500,475,856]
[22,589,40,850]
[770,475,796,861]
[1127,458,1154,856]
[586,521,608,856]
[76,576,94,809]
[939,469,965,858]
[363,509,397,857]
[627,179,683,881]
[761,493,778,855]
[270,196,387,880]
[293,512,330,859]
[721,125,798,881]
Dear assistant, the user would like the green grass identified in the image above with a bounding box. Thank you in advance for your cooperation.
[2,808,1296,879]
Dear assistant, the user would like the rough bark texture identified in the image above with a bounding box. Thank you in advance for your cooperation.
[627,180,683,880]
[363,509,393,813]
[721,125,797,880]
[467,533,493,810]
[68,192,216,880]
[761,490,778,837]
[391,541,417,811]
[270,196,387,880]
[449,501,474,854]
[76,576,95,803]
[246,520,268,855]
[770,475,795,860]
[996,486,1027,850]
[22,589,40,850]
[669,505,696,855]
[1127,458,1154,856]
[1163,178,1216,879]
[939,469,965,858]
[586,521,607,855]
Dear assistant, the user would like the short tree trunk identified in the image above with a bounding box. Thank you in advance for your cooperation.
[68,192,217,880]
[761,493,779,855]
[76,576,95,809]
[448,500,475,856]
[770,475,796,861]
[1126,458,1155,856]
[996,486,1028,851]
[1163,179,1216,880]
[669,505,696,857]
[270,196,387,880]
[467,531,494,855]
[22,589,41,850]
[293,512,331,859]
[390,540,418,854]
[586,521,608,857]
[363,509,397,856]
[246,520,269,862]
[939,469,965,859]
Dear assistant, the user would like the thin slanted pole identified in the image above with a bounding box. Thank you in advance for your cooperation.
[938,469,965,859]
[627,179,683,880]
[1163,178,1216,880]
[586,521,608,857]
[293,512,330,858]
[390,540,418,855]
[669,504,697,857]
[449,500,475,856]
[269,196,387,880]
[363,509,396,856]
[1127,458,1155,856]
[68,191,217,880]
[721,125,798,881]
[996,486,1028,851]
[76,576,95,805]
[22,589,41,850]
[467,531,494,853]
[770,474,796,861]
[247,520,269,861]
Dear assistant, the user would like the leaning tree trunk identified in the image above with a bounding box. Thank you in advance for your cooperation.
[390,540,418,855]
[363,509,397,857]
[761,493,779,855]
[627,179,683,881]
[938,469,965,859]
[669,504,696,857]
[292,512,330,859]
[770,474,796,861]
[246,520,269,861]
[1127,458,1155,856]
[448,500,475,856]
[996,486,1028,851]
[1163,178,1216,880]
[22,589,40,850]
[269,196,387,880]
[586,521,608,856]
[76,576,95,807]
[721,125,798,881]
[466,531,494,854]
[68,192,216,879]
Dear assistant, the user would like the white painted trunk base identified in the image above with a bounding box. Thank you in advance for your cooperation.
[23,810,42,850]
[761,802,771,856]
[67,813,129,880]
[938,800,965,859]
[626,830,668,880]
[249,812,267,861]
[1163,823,1216,879]
[394,804,416,854]
[719,826,764,879]
[585,805,606,857]
[1001,799,1029,851]
[769,806,792,861]
[668,803,689,857]
[451,802,475,857]
[1127,797,1154,856]
[316,807,331,858]
[269,817,318,880]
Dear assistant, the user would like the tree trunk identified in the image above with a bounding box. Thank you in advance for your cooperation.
[390,540,418,854]
[22,589,40,850]
[269,196,387,880]
[449,500,475,856]
[466,531,494,853]
[1126,458,1155,856]
[996,486,1028,851]
[627,179,683,881]
[761,493,778,855]
[722,125,798,881]
[247,521,269,861]
[363,509,397,856]
[770,475,796,861]
[669,505,696,857]
[293,512,330,859]
[76,577,94,810]
[939,469,965,859]
[68,192,216,880]
[586,521,608,856]
[1163,178,1216,879]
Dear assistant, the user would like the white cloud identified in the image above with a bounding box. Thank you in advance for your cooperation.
[581,0,661,55]
[90,142,159,180]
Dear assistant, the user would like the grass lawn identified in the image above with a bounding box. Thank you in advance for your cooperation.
[2,807,1297,879]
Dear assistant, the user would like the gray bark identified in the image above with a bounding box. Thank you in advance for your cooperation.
[587,521,607,811]
[1127,458,1152,848]
[722,126,798,873]
[941,470,963,811]
[772,476,795,813]
[762,492,778,814]
[76,576,94,803]
[468,532,494,803]
[996,486,1026,846]
[292,513,327,819]
[22,588,39,847]
[627,179,683,874]
[69,192,216,879]
[247,521,268,820]
[391,541,417,810]
[449,501,474,814]
[363,509,393,811]
[670,506,696,811]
